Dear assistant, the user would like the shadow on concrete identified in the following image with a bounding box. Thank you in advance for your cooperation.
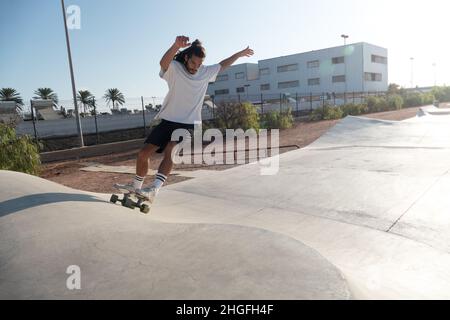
[0,193,105,218]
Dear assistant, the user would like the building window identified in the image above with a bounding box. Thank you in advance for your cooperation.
[308,78,320,86]
[278,80,299,89]
[236,87,245,93]
[371,55,387,64]
[277,64,298,73]
[259,68,270,76]
[215,89,229,95]
[365,72,382,82]
[235,72,245,79]
[332,75,346,83]
[307,60,320,68]
[216,74,229,82]
[260,84,270,91]
[332,56,345,64]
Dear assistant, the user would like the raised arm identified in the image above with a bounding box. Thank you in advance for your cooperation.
[219,46,254,72]
[160,36,191,72]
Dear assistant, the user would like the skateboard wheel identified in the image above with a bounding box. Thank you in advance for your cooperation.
[140,204,150,214]
[110,194,119,203]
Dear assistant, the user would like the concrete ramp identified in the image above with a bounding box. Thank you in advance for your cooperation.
[417,105,450,116]
[149,114,450,299]
[3,110,450,299]
[0,170,350,300]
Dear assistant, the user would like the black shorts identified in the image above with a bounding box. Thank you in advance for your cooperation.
[144,119,194,153]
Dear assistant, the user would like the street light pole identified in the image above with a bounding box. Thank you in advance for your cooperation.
[432,62,437,87]
[341,34,349,103]
[61,0,84,147]
[410,57,415,88]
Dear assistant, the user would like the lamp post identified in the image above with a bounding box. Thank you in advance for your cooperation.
[410,57,415,88]
[341,34,349,103]
[432,62,437,87]
[61,0,84,147]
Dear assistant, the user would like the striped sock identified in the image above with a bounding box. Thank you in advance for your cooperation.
[133,175,144,190]
[153,173,167,189]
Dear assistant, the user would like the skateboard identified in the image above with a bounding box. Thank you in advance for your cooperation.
[110,190,151,214]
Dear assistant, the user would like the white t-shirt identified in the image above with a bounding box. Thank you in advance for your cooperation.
[155,60,221,124]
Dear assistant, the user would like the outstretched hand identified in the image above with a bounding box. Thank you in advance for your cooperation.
[239,46,254,57]
[174,35,191,49]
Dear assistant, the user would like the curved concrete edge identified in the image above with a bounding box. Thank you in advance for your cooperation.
[150,187,450,300]
[0,170,351,300]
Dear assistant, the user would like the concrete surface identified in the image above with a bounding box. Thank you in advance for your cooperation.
[0,171,350,300]
[2,105,450,299]
[149,109,450,299]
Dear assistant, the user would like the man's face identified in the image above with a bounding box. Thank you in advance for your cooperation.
[184,55,204,74]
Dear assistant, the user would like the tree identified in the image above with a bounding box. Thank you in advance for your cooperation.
[0,123,41,175]
[387,83,400,95]
[77,90,94,114]
[33,88,59,104]
[103,88,125,111]
[0,88,24,107]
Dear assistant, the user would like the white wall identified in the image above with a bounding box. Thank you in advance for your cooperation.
[207,42,388,101]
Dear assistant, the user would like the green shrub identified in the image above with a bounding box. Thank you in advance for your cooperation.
[367,96,389,113]
[387,83,401,95]
[404,93,424,107]
[279,109,294,129]
[309,108,324,121]
[324,106,344,120]
[387,94,404,110]
[215,101,260,132]
[340,103,369,116]
[309,105,343,121]
[0,123,41,175]
[262,111,279,128]
[262,109,294,129]
[422,92,435,105]
[432,86,450,102]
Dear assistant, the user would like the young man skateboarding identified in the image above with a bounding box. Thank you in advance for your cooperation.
[115,35,254,203]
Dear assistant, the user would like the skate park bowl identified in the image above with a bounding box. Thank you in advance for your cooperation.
[2,105,450,299]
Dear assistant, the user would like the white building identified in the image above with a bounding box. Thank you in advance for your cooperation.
[207,42,388,102]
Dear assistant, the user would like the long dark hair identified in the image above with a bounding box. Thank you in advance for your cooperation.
[174,39,206,65]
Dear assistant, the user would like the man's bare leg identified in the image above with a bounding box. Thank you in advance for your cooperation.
[158,141,177,177]
[139,142,178,201]
[136,143,159,177]
[114,143,158,193]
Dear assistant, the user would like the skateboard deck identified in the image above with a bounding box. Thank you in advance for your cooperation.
[110,188,151,214]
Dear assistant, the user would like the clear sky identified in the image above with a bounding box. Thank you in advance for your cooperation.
[1,0,449,105]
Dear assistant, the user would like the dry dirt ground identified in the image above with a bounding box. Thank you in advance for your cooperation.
[40,107,421,193]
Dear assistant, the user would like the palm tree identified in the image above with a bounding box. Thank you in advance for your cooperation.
[76,90,94,114]
[0,88,24,107]
[33,88,58,104]
[103,88,125,111]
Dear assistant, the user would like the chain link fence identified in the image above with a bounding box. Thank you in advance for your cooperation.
[14,91,386,144]
[207,91,386,119]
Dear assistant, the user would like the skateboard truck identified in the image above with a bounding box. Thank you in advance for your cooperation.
[110,192,150,214]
